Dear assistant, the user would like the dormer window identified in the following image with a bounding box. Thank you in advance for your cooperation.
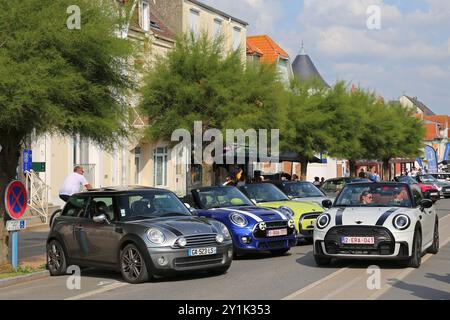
[140,0,150,32]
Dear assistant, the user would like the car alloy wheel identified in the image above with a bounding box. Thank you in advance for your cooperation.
[405,230,422,268]
[120,244,149,284]
[47,240,67,276]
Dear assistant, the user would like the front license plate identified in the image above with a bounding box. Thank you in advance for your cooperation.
[188,247,217,256]
[267,228,288,237]
[341,236,375,245]
[430,192,439,196]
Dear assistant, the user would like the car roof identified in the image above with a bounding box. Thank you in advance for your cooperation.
[73,186,171,196]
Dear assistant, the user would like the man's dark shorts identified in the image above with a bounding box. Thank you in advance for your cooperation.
[59,194,70,202]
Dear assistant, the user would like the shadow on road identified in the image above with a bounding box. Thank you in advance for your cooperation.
[386,279,450,300]
[425,273,450,284]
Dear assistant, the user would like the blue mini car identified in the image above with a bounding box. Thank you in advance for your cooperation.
[190,186,297,256]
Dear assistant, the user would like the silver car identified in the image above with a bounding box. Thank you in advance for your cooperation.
[46,187,233,284]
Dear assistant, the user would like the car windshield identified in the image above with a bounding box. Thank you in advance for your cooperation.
[194,187,254,209]
[335,183,412,208]
[280,182,324,198]
[240,184,289,203]
[419,175,438,183]
[117,191,191,221]
[395,176,416,184]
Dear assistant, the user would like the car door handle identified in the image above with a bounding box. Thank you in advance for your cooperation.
[419,215,422,220]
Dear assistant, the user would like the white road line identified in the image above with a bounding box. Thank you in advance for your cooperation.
[283,212,450,300]
[282,267,350,300]
[367,233,450,300]
[320,276,362,300]
[65,282,128,300]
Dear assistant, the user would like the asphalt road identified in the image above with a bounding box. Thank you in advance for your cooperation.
[1,199,449,300]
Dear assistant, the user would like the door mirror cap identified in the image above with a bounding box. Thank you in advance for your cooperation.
[322,199,333,209]
[93,214,109,223]
[420,199,433,209]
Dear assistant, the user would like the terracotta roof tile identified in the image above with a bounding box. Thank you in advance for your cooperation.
[424,123,439,141]
[247,35,289,64]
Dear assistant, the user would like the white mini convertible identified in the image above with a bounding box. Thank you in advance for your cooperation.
[313,182,439,268]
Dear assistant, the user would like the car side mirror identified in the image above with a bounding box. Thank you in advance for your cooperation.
[420,199,433,210]
[93,214,110,224]
[322,199,333,209]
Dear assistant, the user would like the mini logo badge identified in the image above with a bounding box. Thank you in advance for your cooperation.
[356,221,363,225]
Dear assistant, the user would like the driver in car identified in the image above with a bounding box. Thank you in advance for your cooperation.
[360,191,374,205]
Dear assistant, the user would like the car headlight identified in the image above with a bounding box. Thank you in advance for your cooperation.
[229,212,248,227]
[177,237,187,247]
[219,223,231,240]
[316,214,331,230]
[279,206,294,219]
[393,214,410,230]
[147,228,166,244]
[215,234,224,243]
[288,219,295,229]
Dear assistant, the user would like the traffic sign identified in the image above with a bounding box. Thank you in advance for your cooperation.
[6,220,27,232]
[4,180,28,220]
[32,162,46,172]
[23,149,32,172]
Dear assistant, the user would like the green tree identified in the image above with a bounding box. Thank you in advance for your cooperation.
[0,0,136,265]
[140,33,287,143]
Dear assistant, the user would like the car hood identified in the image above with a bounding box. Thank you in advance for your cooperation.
[257,201,323,214]
[326,207,410,226]
[209,206,290,222]
[125,216,217,236]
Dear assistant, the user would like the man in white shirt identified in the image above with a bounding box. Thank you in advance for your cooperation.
[59,166,92,202]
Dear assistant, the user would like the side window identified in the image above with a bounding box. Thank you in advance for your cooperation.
[87,197,115,220]
[412,189,423,207]
[62,196,88,218]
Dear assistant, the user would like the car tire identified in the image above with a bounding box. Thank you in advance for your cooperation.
[47,240,68,276]
[403,229,422,268]
[207,265,231,276]
[120,244,150,284]
[314,255,331,266]
[270,248,290,256]
[428,220,439,254]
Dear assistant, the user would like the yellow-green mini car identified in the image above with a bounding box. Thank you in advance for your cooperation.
[239,183,324,242]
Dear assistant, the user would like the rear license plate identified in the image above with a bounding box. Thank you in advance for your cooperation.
[267,228,288,237]
[188,247,217,256]
[341,236,375,245]
[430,192,439,196]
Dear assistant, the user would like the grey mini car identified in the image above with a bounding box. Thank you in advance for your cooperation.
[46,187,233,284]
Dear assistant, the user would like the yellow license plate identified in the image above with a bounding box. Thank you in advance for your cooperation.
[301,219,316,230]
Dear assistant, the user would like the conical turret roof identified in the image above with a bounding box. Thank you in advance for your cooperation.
[292,43,329,87]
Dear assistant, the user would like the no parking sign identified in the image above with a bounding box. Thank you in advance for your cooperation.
[4,180,27,220]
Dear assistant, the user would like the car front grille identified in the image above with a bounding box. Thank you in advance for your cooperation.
[324,226,395,255]
[299,213,320,235]
[253,220,295,238]
[181,234,217,248]
[174,254,223,268]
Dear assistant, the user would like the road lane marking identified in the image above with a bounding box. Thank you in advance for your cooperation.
[367,233,450,300]
[282,267,350,300]
[320,276,362,300]
[284,212,450,300]
[65,282,128,300]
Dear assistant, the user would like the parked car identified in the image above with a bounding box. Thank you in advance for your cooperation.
[264,180,330,207]
[415,174,450,198]
[47,187,233,284]
[190,186,297,256]
[320,177,371,199]
[428,172,450,182]
[238,183,324,242]
[394,175,440,202]
[313,182,439,268]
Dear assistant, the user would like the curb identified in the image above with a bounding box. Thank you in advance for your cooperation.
[0,270,49,289]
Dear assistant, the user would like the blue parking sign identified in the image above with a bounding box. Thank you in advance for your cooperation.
[23,149,32,172]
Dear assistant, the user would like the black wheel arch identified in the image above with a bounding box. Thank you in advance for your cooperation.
[118,234,156,273]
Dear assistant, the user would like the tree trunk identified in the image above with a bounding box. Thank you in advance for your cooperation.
[349,159,356,177]
[0,133,22,266]
[382,158,391,181]
[299,157,308,181]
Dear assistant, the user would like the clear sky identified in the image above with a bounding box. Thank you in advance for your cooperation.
[201,0,450,115]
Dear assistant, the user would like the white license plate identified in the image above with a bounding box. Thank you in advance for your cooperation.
[430,192,439,196]
[267,228,288,237]
[341,236,375,245]
[188,247,217,256]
